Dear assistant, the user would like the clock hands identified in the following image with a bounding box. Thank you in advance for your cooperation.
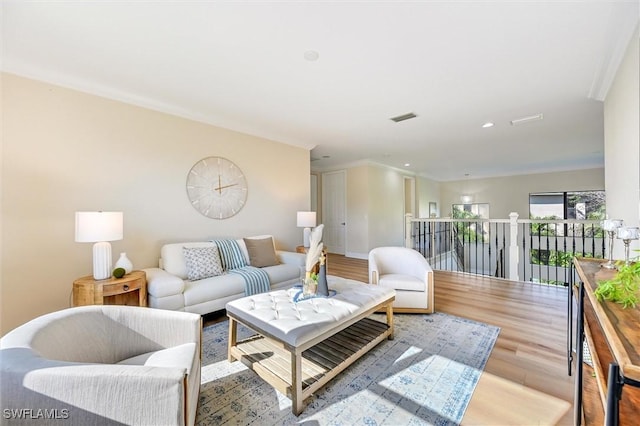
[214,183,238,192]
[214,174,237,194]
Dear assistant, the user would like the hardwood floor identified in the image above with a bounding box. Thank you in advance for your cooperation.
[327,253,574,425]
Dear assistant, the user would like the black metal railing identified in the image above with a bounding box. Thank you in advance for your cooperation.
[406,214,605,286]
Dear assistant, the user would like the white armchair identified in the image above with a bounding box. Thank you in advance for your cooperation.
[368,246,434,313]
[1,305,201,426]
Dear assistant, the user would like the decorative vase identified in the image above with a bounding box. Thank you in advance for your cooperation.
[303,275,317,297]
[115,252,133,274]
[317,263,329,296]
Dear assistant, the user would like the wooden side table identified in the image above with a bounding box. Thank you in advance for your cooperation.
[73,270,147,307]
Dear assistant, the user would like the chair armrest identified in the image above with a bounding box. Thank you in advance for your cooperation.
[1,349,187,426]
[276,250,306,267]
[144,267,185,298]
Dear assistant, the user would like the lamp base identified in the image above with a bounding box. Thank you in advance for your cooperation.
[303,227,311,247]
[93,241,112,280]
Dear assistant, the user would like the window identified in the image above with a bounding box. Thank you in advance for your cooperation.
[452,203,490,243]
[452,203,489,219]
[528,190,605,275]
[529,191,605,220]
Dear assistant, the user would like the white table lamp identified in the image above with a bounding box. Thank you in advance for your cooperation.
[75,211,123,280]
[297,211,317,247]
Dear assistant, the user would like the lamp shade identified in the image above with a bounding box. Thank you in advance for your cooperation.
[297,211,317,228]
[75,212,123,243]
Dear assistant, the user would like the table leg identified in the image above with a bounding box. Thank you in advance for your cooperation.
[228,317,238,362]
[291,351,303,415]
[386,302,394,340]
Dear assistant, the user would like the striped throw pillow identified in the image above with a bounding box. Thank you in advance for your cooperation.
[211,239,248,271]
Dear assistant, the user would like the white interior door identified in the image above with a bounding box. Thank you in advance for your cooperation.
[322,170,346,254]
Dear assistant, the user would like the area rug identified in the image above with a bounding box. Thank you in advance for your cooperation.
[196,313,500,425]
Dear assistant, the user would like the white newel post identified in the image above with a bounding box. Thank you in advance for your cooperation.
[405,213,413,248]
[509,212,519,281]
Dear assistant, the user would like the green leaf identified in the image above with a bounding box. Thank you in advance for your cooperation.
[595,261,639,308]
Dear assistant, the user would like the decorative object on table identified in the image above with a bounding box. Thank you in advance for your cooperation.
[601,219,623,269]
[316,251,329,296]
[303,224,324,296]
[296,211,316,247]
[186,156,248,219]
[112,267,126,279]
[302,274,318,297]
[292,286,337,302]
[114,252,133,274]
[616,226,639,266]
[75,211,123,280]
[595,257,640,309]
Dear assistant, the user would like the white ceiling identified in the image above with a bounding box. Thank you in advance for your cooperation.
[3,1,638,181]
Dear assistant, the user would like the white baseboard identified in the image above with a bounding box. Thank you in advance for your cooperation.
[344,251,368,260]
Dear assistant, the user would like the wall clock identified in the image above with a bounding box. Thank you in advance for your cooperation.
[186,156,248,219]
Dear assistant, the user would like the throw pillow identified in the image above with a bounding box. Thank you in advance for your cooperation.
[244,237,279,268]
[182,246,223,281]
[211,239,248,270]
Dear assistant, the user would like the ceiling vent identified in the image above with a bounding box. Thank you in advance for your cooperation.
[510,113,543,126]
[390,112,417,123]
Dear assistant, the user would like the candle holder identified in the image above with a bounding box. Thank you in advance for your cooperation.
[616,226,639,266]
[601,219,623,269]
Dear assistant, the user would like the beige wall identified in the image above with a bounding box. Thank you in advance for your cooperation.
[439,168,605,219]
[1,73,310,334]
[367,165,406,250]
[341,164,415,258]
[604,26,640,259]
[416,176,441,218]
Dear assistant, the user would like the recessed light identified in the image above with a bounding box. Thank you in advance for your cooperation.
[404,163,410,167]
[304,50,319,61]
[482,122,494,128]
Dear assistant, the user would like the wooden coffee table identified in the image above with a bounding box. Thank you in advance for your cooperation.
[226,276,395,415]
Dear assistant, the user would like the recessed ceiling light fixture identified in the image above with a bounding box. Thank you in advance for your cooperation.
[304,50,319,61]
[510,113,543,126]
[404,163,411,167]
[482,122,494,128]
[390,112,417,123]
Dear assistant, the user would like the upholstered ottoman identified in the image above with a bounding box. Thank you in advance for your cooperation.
[226,276,395,415]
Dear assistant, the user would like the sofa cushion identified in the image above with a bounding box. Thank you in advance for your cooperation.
[183,274,247,307]
[244,237,279,267]
[182,246,223,281]
[262,263,301,285]
[212,239,248,270]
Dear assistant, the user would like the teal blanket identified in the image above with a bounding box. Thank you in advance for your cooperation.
[229,266,271,296]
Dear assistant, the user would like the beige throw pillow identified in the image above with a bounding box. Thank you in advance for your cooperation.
[244,237,279,267]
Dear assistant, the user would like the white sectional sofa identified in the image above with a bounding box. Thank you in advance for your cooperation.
[143,235,305,315]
